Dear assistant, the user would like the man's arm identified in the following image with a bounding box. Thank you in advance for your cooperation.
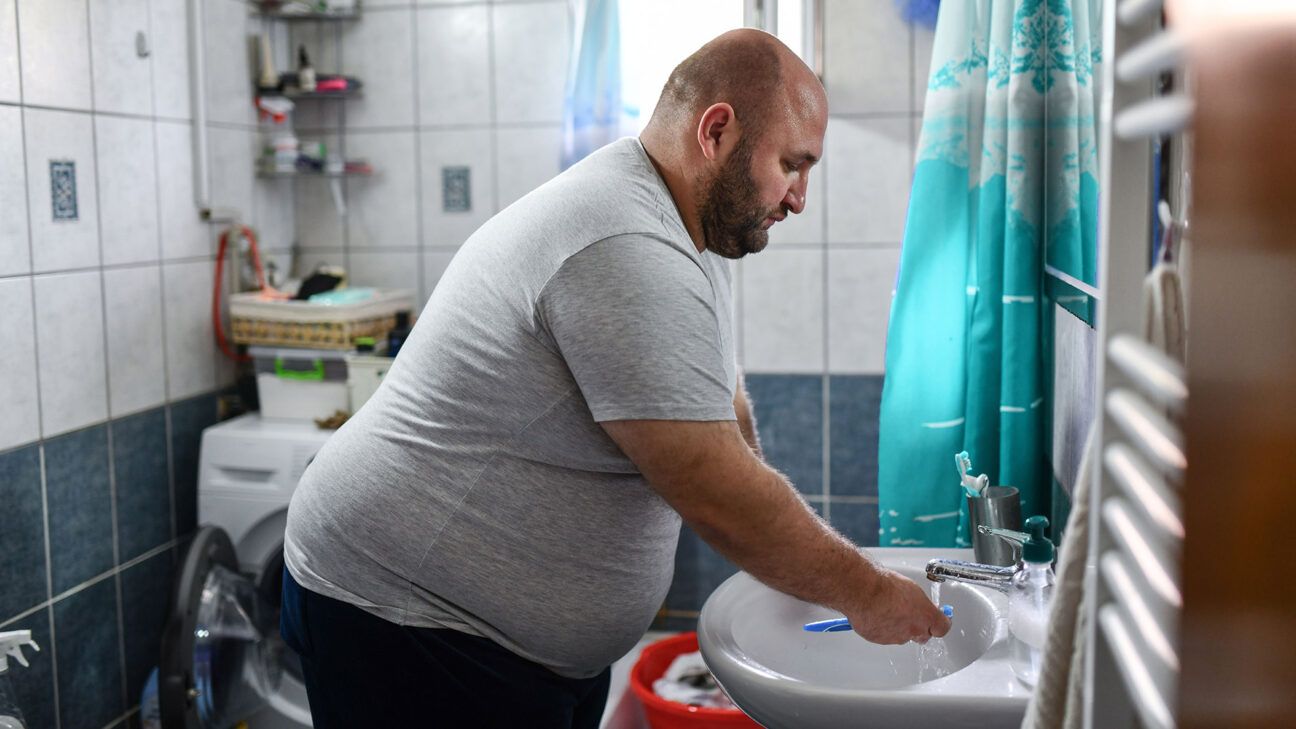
[733,372,762,458]
[601,418,950,645]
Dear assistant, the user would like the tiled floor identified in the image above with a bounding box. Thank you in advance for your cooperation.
[600,631,673,729]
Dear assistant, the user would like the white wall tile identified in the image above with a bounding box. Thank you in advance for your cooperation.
[416,4,490,127]
[295,178,346,252]
[495,126,562,209]
[25,108,100,273]
[420,248,456,309]
[150,0,193,119]
[822,0,911,115]
[826,247,900,374]
[345,131,418,248]
[0,277,40,450]
[0,106,29,276]
[0,0,19,103]
[419,128,494,248]
[155,121,211,260]
[34,270,108,436]
[340,9,415,128]
[347,250,419,294]
[767,160,826,246]
[493,2,569,124]
[741,248,824,373]
[825,117,911,244]
[913,22,934,113]
[97,115,160,266]
[207,127,256,222]
[89,0,152,116]
[103,265,165,416]
[252,176,295,251]
[202,0,253,126]
[163,259,216,399]
[17,0,92,110]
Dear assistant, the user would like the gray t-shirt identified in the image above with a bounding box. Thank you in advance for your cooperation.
[284,138,737,679]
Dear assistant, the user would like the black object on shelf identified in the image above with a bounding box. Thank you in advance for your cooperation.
[387,311,412,358]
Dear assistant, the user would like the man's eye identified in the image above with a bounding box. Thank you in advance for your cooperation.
[783,161,797,173]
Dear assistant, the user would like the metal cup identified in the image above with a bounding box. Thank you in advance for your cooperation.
[968,486,1023,566]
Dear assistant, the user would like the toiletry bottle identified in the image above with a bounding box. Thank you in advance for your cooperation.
[1007,515,1054,688]
[387,311,412,358]
[298,45,317,93]
[0,630,40,729]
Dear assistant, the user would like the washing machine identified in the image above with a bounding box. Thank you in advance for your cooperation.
[159,414,332,729]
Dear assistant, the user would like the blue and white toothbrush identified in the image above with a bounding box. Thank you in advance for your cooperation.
[804,605,954,633]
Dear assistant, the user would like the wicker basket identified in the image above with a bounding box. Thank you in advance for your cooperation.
[229,289,414,350]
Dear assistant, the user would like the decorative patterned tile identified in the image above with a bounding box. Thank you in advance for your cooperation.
[0,445,46,619]
[44,425,114,594]
[419,128,494,248]
[113,408,171,561]
[829,500,881,547]
[17,0,92,110]
[829,375,884,498]
[0,278,40,451]
[120,549,173,704]
[4,608,57,729]
[745,375,824,496]
[25,108,100,273]
[54,576,125,729]
[170,394,218,537]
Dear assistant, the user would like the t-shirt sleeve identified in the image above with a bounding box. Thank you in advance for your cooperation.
[534,234,735,423]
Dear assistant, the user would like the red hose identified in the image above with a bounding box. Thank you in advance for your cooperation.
[213,225,287,363]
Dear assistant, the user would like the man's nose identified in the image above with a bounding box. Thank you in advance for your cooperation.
[783,178,807,215]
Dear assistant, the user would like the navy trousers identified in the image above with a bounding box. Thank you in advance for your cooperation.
[280,567,611,728]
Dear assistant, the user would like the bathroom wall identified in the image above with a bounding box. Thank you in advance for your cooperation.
[0,1,265,726]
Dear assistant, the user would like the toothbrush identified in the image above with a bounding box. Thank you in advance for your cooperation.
[955,451,989,498]
[804,605,954,633]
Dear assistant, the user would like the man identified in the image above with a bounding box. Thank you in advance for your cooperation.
[281,28,950,728]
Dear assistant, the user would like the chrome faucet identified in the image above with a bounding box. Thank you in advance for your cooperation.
[925,525,1027,593]
[924,558,1018,593]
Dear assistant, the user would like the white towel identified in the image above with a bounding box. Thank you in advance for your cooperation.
[1021,423,1098,729]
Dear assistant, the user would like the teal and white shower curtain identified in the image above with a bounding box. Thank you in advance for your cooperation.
[561,0,632,169]
[878,0,1102,546]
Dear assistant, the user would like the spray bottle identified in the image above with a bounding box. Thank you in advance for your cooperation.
[1006,516,1055,687]
[0,630,40,729]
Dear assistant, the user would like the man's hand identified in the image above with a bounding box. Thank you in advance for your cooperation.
[843,567,952,645]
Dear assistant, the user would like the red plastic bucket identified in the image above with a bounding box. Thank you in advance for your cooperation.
[629,632,762,729]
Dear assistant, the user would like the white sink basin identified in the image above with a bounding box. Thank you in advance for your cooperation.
[698,547,1032,729]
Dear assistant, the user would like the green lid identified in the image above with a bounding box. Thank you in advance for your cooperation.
[1022,515,1054,563]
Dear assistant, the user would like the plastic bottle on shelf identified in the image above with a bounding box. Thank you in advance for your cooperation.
[1007,515,1055,688]
[0,630,40,729]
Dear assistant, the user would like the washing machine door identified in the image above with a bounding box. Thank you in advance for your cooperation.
[159,526,285,729]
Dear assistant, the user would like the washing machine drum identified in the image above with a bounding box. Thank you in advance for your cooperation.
[159,526,289,729]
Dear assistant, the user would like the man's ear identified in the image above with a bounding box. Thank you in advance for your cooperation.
[696,103,740,163]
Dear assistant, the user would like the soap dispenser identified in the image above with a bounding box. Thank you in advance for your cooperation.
[0,630,40,729]
[1007,515,1055,688]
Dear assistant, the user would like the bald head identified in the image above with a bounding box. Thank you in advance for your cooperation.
[648,29,824,143]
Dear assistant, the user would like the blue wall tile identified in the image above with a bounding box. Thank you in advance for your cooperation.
[829,501,881,548]
[745,375,823,495]
[113,409,172,561]
[829,375,884,498]
[121,550,173,704]
[5,608,57,729]
[0,446,47,620]
[169,395,218,536]
[54,577,125,729]
[45,426,115,595]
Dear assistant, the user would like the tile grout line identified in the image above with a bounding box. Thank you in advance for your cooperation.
[487,2,500,216]
[410,5,426,302]
[819,0,832,522]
